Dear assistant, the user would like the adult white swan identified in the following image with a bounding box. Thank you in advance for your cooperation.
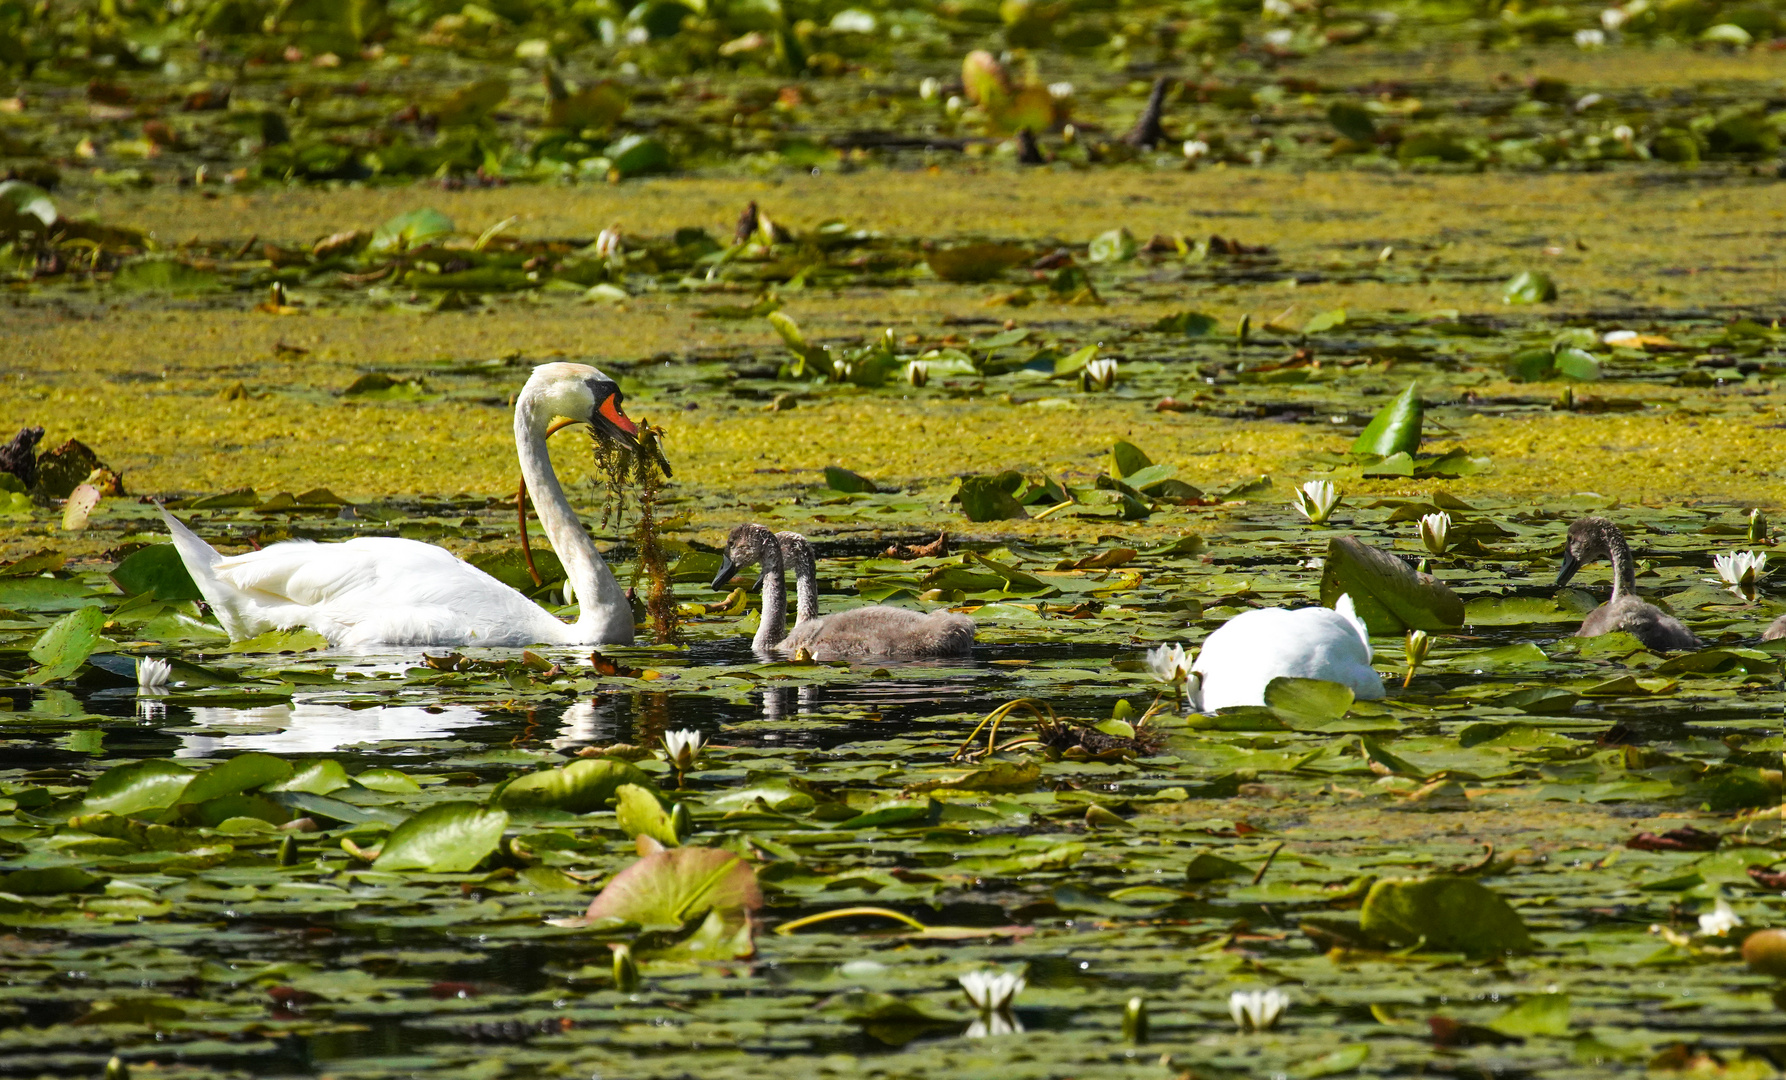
[1188,595,1385,711]
[163,362,645,648]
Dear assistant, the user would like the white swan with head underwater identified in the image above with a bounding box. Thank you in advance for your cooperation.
[162,362,649,648]
[1187,594,1385,711]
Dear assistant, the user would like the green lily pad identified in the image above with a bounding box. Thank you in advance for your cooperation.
[110,544,203,601]
[580,844,761,936]
[616,783,679,846]
[1359,875,1533,954]
[374,802,510,873]
[27,606,106,683]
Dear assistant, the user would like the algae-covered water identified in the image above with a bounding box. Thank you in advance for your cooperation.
[6,4,1786,1078]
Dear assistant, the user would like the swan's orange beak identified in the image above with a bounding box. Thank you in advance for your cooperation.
[598,395,638,438]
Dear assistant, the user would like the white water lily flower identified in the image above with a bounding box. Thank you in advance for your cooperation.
[1293,480,1340,524]
[1713,550,1767,601]
[918,77,941,101]
[959,970,1025,1013]
[1601,5,1629,30]
[1229,988,1290,1031]
[1263,27,1294,47]
[1575,27,1606,47]
[1082,356,1118,391]
[1262,0,1295,17]
[1698,897,1742,937]
[1146,643,1192,686]
[594,227,623,260]
[1048,81,1074,100]
[1418,511,1451,555]
[137,657,171,692]
[1182,139,1210,161]
[660,729,706,772]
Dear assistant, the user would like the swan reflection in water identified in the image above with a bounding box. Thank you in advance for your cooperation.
[175,701,488,757]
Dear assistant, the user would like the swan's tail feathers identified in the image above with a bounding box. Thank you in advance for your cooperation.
[160,506,254,641]
[1334,593,1372,660]
[160,503,221,571]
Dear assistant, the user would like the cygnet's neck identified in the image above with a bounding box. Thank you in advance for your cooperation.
[1597,520,1637,601]
[779,534,819,626]
[753,539,788,653]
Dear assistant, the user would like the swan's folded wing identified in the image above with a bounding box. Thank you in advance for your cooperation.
[215,539,459,607]
[213,540,343,604]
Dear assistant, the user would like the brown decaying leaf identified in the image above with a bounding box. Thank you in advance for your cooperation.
[1627,827,1722,852]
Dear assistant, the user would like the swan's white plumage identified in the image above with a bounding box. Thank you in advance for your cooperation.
[167,514,579,647]
[1190,594,1384,711]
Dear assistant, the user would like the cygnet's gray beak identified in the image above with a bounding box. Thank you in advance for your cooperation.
[710,554,739,590]
[1555,551,1582,588]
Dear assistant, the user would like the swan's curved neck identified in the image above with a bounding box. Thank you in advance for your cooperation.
[515,392,631,642]
[753,541,788,652]
[782,536,819,626]
[1599,521,1636,600]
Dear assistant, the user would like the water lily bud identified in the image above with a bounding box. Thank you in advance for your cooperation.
[919,76,940,101]
[1403,629,1429,688]
[1405,629,1429,668]
[670,802,691,841]
[277,834,299,867]
[1061,124,1077,145]
[104,1057,129,1080]
[944,95,963,118]
[1749,508,1767,543]
[612,943,640,992]
[905,360,928,387]
[1236,312,1251,345]
[1744,928,1786,977]
[1418,511,1450,556]
[1122,996,1148,1044]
